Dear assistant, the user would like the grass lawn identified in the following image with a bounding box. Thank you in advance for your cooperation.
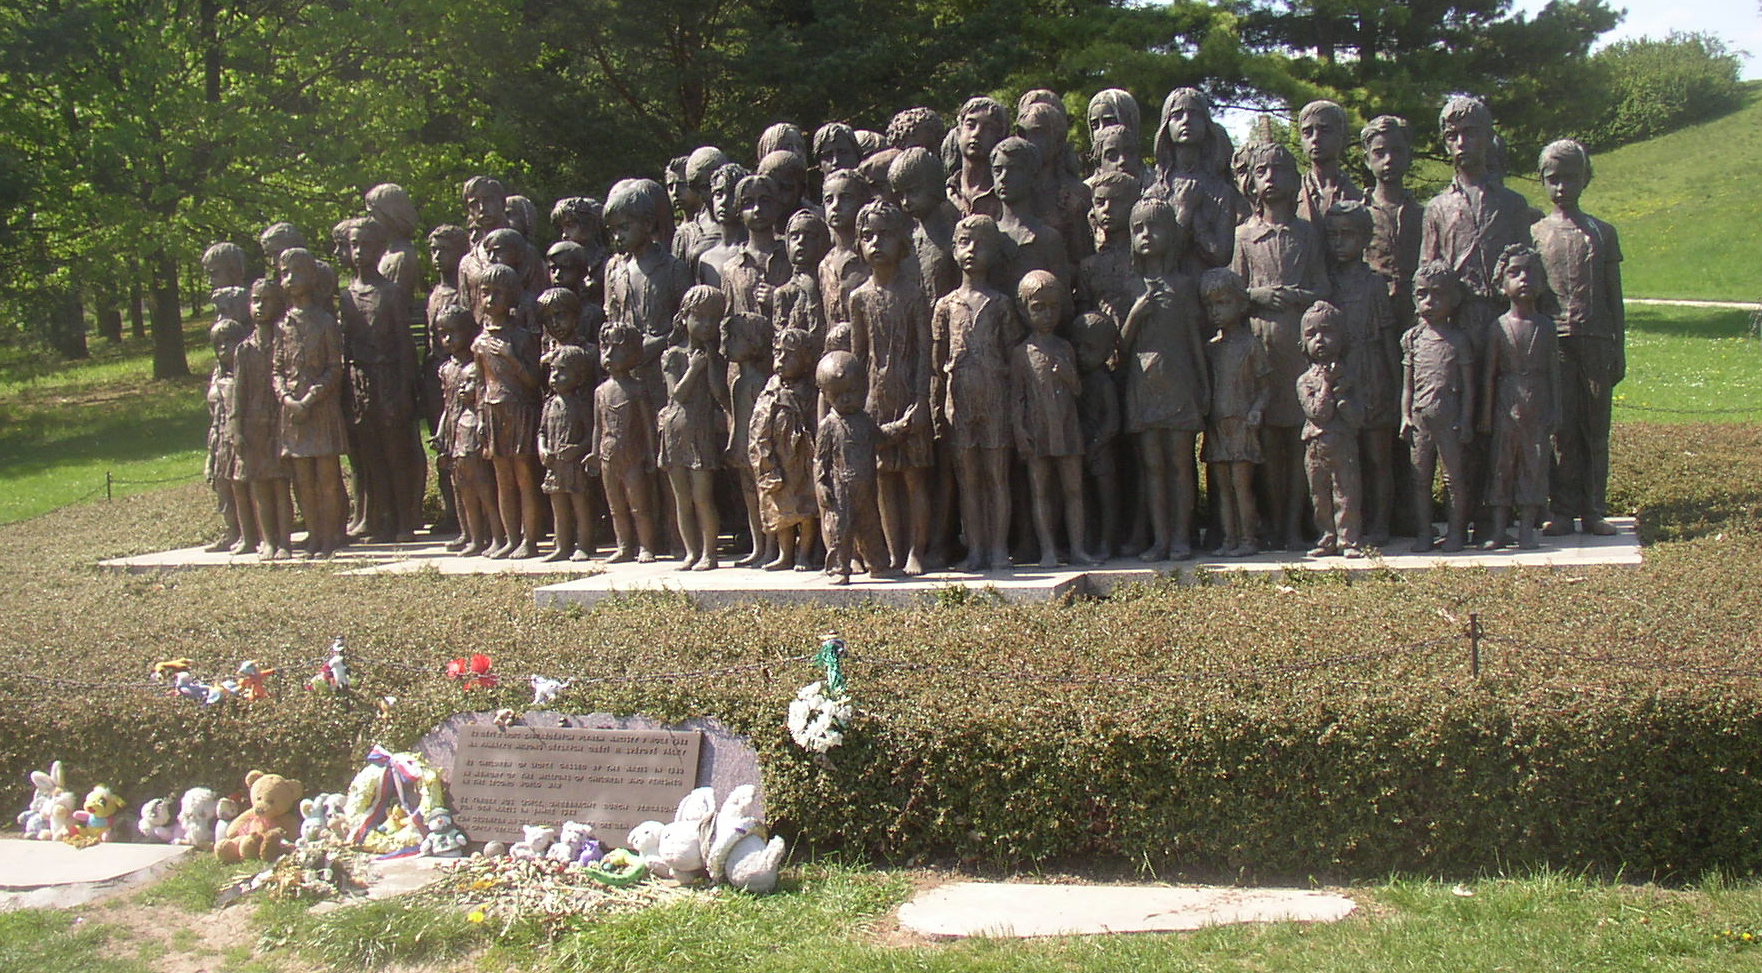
[0,325,214,524]
[10,859,1762,973]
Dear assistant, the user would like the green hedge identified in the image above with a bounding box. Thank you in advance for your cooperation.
[4,421,1762,881]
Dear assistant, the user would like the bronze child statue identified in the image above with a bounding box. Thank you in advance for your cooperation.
[1200,268,1270,558]
[1532,138,1623,538]
[1296,100,1362,224]
[539,344,597,562]
[1013,271,1099,567]
[588,322,662,564]
[658,285,730,572]
[1401,261,1476,553]
[1324,199,1400,547]
[206,317,256,555]
[815,350,911,585]
[932,214,1018,571]
[272,247,350,557]
[473,264,545,559]
[749,327,822,571]
[236,279,295,561]
[1296,302,1364,558]
[433,304,502,557]
[1479,244,1560,550]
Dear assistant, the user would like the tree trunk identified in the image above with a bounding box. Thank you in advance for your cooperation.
[128,258,146,339]
[47,288,90,360]
[95,287,123,343]
[150,249,190,379]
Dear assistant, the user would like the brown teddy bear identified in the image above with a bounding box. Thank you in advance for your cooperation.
[215,770,303,863]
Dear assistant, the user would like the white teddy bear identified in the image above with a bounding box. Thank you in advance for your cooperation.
[705,785,786,894]
[510,824,556,860]
[547,820,593,863]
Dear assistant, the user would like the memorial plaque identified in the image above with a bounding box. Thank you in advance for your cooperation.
[450,725,702,845]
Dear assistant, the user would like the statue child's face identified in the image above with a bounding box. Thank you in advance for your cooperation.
[823,176,867,232]
[551,355,586,393]
[1303,320,1341,363]
[480,283,517,324]
[895,177,940,220]
[785,224,828,271]
[666,171,690,211]
[431,240,466,277]
[710,180,741,225]
[1092,185,1134,236]
[280,260,314,301]
[990,150,1032,204]
[1165,98,1205,145]
[213,334,237,369]
[1075,321,1116,370]
[604,333,640,373]
[1443,118,1490,172]
[1300,113,1345,165]
[740,185,780,233]
[439,319,474,356]
[541,306,575,342]
[1252,156,1298,204]
[466,191,505,232]
[952,224,994,277]
[1131,210,1173,262]
[1325,216,1369,265]
[1413,278,1460,322]
[821,371,865,415]
[606,210,653,253]
[486,237,521,268]
[1203,287,1250,330]
[249,290,281,328]
[346,229,385,277]
[688,309,719,346]
[1501,254,1543,304]
[959,113,1002,162]
[1364,133,1410,184]
[818,140,858,175]
[1540,157,1588,210]
[1022,288,1061,334]
[548,258,586,290]
[859,218,904,270]
[776,341,812,380]
[1089,104,1121,136]
[1095,135,1132,175]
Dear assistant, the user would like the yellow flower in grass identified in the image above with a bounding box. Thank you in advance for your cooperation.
[467,909,486,923]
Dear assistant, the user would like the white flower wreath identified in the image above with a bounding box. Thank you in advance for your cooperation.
[786,680,852,754]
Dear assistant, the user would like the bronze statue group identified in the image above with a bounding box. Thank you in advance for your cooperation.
[200,87,1623,579]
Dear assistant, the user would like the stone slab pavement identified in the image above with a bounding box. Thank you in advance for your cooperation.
[0,838,191,911]
[534,517,1641,608]
[96,518,1640,608]
[897,880,1357,938]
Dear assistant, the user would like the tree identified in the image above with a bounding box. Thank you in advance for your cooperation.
[1580,32,1746,149]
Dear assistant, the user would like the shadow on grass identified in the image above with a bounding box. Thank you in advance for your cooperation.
[1627,306,1755,339]
[0,405,210,478]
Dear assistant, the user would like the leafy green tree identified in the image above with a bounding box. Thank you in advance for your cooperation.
[1580,32,1746,148]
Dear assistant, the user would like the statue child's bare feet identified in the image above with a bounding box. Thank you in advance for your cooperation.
[691,557,717,572]
[462,541,487,557]
[763,555,790,571]
[1138,544,1167,563]
[605,547,635,564]
[488,542,511,560]
[543,547,571,562]
[510,541,541,559]
[903,554,925,576]
[1583,517,1617,536]
[1410,537,1434,554]
[1075,550,1104,566]
[569,549,591,561]
[1038,553,1059,568]
[205,535,237,553]
[827,571,850,585]
[733,550,762,567]
[445,536,470,552]
[1439,534,1465,553]
[635,549,656,563]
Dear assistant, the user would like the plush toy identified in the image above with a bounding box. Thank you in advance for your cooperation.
[175,787,220,849]
[296,797,329,847]
[583,848,646,887]
[510,825,556,860]
[236,660,275,702]
[309,636,351,693]
[215,770,303,863]
[16,760,65,838]
[577,834,606,867]
[547,820,593,863]
[68,784,127,846]
[151,659,194,682]
[137,797,177,843]
[212,796,240,849]
[705,785,786,894]
[654,786,717,883]
[530,675,571,707]
[419,806,469,857]
[626,820,668,877]
[44,790,77,842]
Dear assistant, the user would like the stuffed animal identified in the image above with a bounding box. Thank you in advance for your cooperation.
[510,824,555,860]
[705,785,786,894]
[236,660,275,702]
[626,820,668,877]
[215,770,303,863]
[309,636,351,693]
[654,786,717,883]
[68,784,127,846]
[296,797,329,847]
[211,796,239,849]
[16,760,65,838]
[530,675,571,707]
[151,659,194,682]
[137,797,177,843]
[44,790,77,841]
[175,787,220,849]
[419,807,468,857]
[547,820,593,863]
[577,834,606,866]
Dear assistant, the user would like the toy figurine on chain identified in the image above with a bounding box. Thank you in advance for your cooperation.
[237,660,275,702]
[530,674,571,707]
[308,635,351,693]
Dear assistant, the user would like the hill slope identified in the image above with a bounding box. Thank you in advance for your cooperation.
[1507,82,1762,301]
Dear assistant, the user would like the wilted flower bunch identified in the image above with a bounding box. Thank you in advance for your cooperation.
[786,680,852,754]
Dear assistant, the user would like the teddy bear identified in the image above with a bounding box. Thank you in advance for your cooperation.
[705,785,786,894]
[418,807,469,858]
[175,787,220,850]
[547,820,593,863]
[510,824,556,860]
[215,770,303,863]
[17,760,65,839]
